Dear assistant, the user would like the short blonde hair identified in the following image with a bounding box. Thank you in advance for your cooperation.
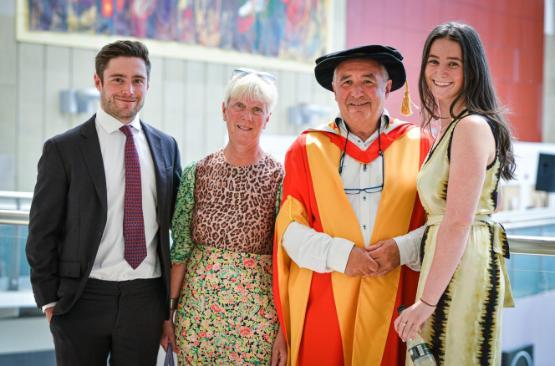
[224,70,278,112]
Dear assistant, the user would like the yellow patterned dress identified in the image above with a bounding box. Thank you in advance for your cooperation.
[415,117,514,365]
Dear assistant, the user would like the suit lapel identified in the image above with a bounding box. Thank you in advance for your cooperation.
[79,116,107,210]
[142,122,166,203]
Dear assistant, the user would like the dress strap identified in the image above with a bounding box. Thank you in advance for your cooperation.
[445,110,472,162]
[425,109,469,164]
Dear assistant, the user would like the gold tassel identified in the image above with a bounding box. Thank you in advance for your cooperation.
[401,81,413,116]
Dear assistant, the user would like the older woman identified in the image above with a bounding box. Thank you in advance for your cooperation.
[161,69,286,365]
[394,22,515,365]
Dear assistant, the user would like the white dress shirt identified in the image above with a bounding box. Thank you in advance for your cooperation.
[90,106,161,280]
[42,108,162,311]
[282,114,424,274]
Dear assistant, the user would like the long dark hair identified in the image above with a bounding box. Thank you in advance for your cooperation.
[419,22,515,180]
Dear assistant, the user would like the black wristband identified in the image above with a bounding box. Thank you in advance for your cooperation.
[169,298,178,310]
[420,297,437,308]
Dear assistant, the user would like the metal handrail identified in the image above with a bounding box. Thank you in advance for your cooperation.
[1,209,554,255]
[0,191,33,199]
[507,235,555,256]
[0,191,33,211]
[0,210,30,225]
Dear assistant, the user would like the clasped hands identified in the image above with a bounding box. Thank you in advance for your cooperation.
[344,239,400,277]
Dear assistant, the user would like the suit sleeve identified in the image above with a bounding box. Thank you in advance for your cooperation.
[170,137,182,215]
[25,139,69,308]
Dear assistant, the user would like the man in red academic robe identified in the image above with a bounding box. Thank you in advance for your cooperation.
[273,45,431,366]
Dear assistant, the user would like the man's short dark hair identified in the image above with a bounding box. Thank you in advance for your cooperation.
[95,40,151,82]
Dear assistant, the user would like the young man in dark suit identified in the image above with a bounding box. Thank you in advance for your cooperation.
[26,40,181,365]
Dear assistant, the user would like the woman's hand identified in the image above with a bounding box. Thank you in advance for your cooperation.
[394,300,435,342]
[160,319,177,352]
[271,326,287,366]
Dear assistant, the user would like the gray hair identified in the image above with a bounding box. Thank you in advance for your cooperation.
[223,71,278,113]
[331,59,389,86]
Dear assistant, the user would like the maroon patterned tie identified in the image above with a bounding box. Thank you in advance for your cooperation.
[120,125,147,269]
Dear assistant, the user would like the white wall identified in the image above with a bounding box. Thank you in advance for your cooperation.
[0,0,346,191]
[494,142,555,225]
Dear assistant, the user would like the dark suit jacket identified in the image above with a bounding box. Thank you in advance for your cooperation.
[26,115,181,317]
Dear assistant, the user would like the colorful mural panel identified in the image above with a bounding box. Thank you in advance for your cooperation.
[27,0,330,62]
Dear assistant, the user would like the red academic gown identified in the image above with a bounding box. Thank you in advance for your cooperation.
[273,119,431,366]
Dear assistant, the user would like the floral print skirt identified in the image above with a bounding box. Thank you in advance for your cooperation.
[175,244,278,365]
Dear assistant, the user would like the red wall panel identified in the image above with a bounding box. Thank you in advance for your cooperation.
[346,0,544,141]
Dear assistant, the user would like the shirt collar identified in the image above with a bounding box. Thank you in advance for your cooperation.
[337,109,391,143]
[95,105,142,134]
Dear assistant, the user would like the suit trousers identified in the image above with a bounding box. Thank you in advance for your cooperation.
[49,278,165,366]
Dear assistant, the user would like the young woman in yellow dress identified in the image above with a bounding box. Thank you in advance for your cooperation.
[394,22,515,365]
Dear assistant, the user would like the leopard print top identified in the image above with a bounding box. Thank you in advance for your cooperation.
[191,149,283,255]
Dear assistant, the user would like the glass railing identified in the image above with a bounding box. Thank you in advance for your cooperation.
[0,191,32,212]
[0,191,33,303]
[501,225,555,366]
[502,250,555,366]
[0,209,553,365]
[0,211,35,323]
